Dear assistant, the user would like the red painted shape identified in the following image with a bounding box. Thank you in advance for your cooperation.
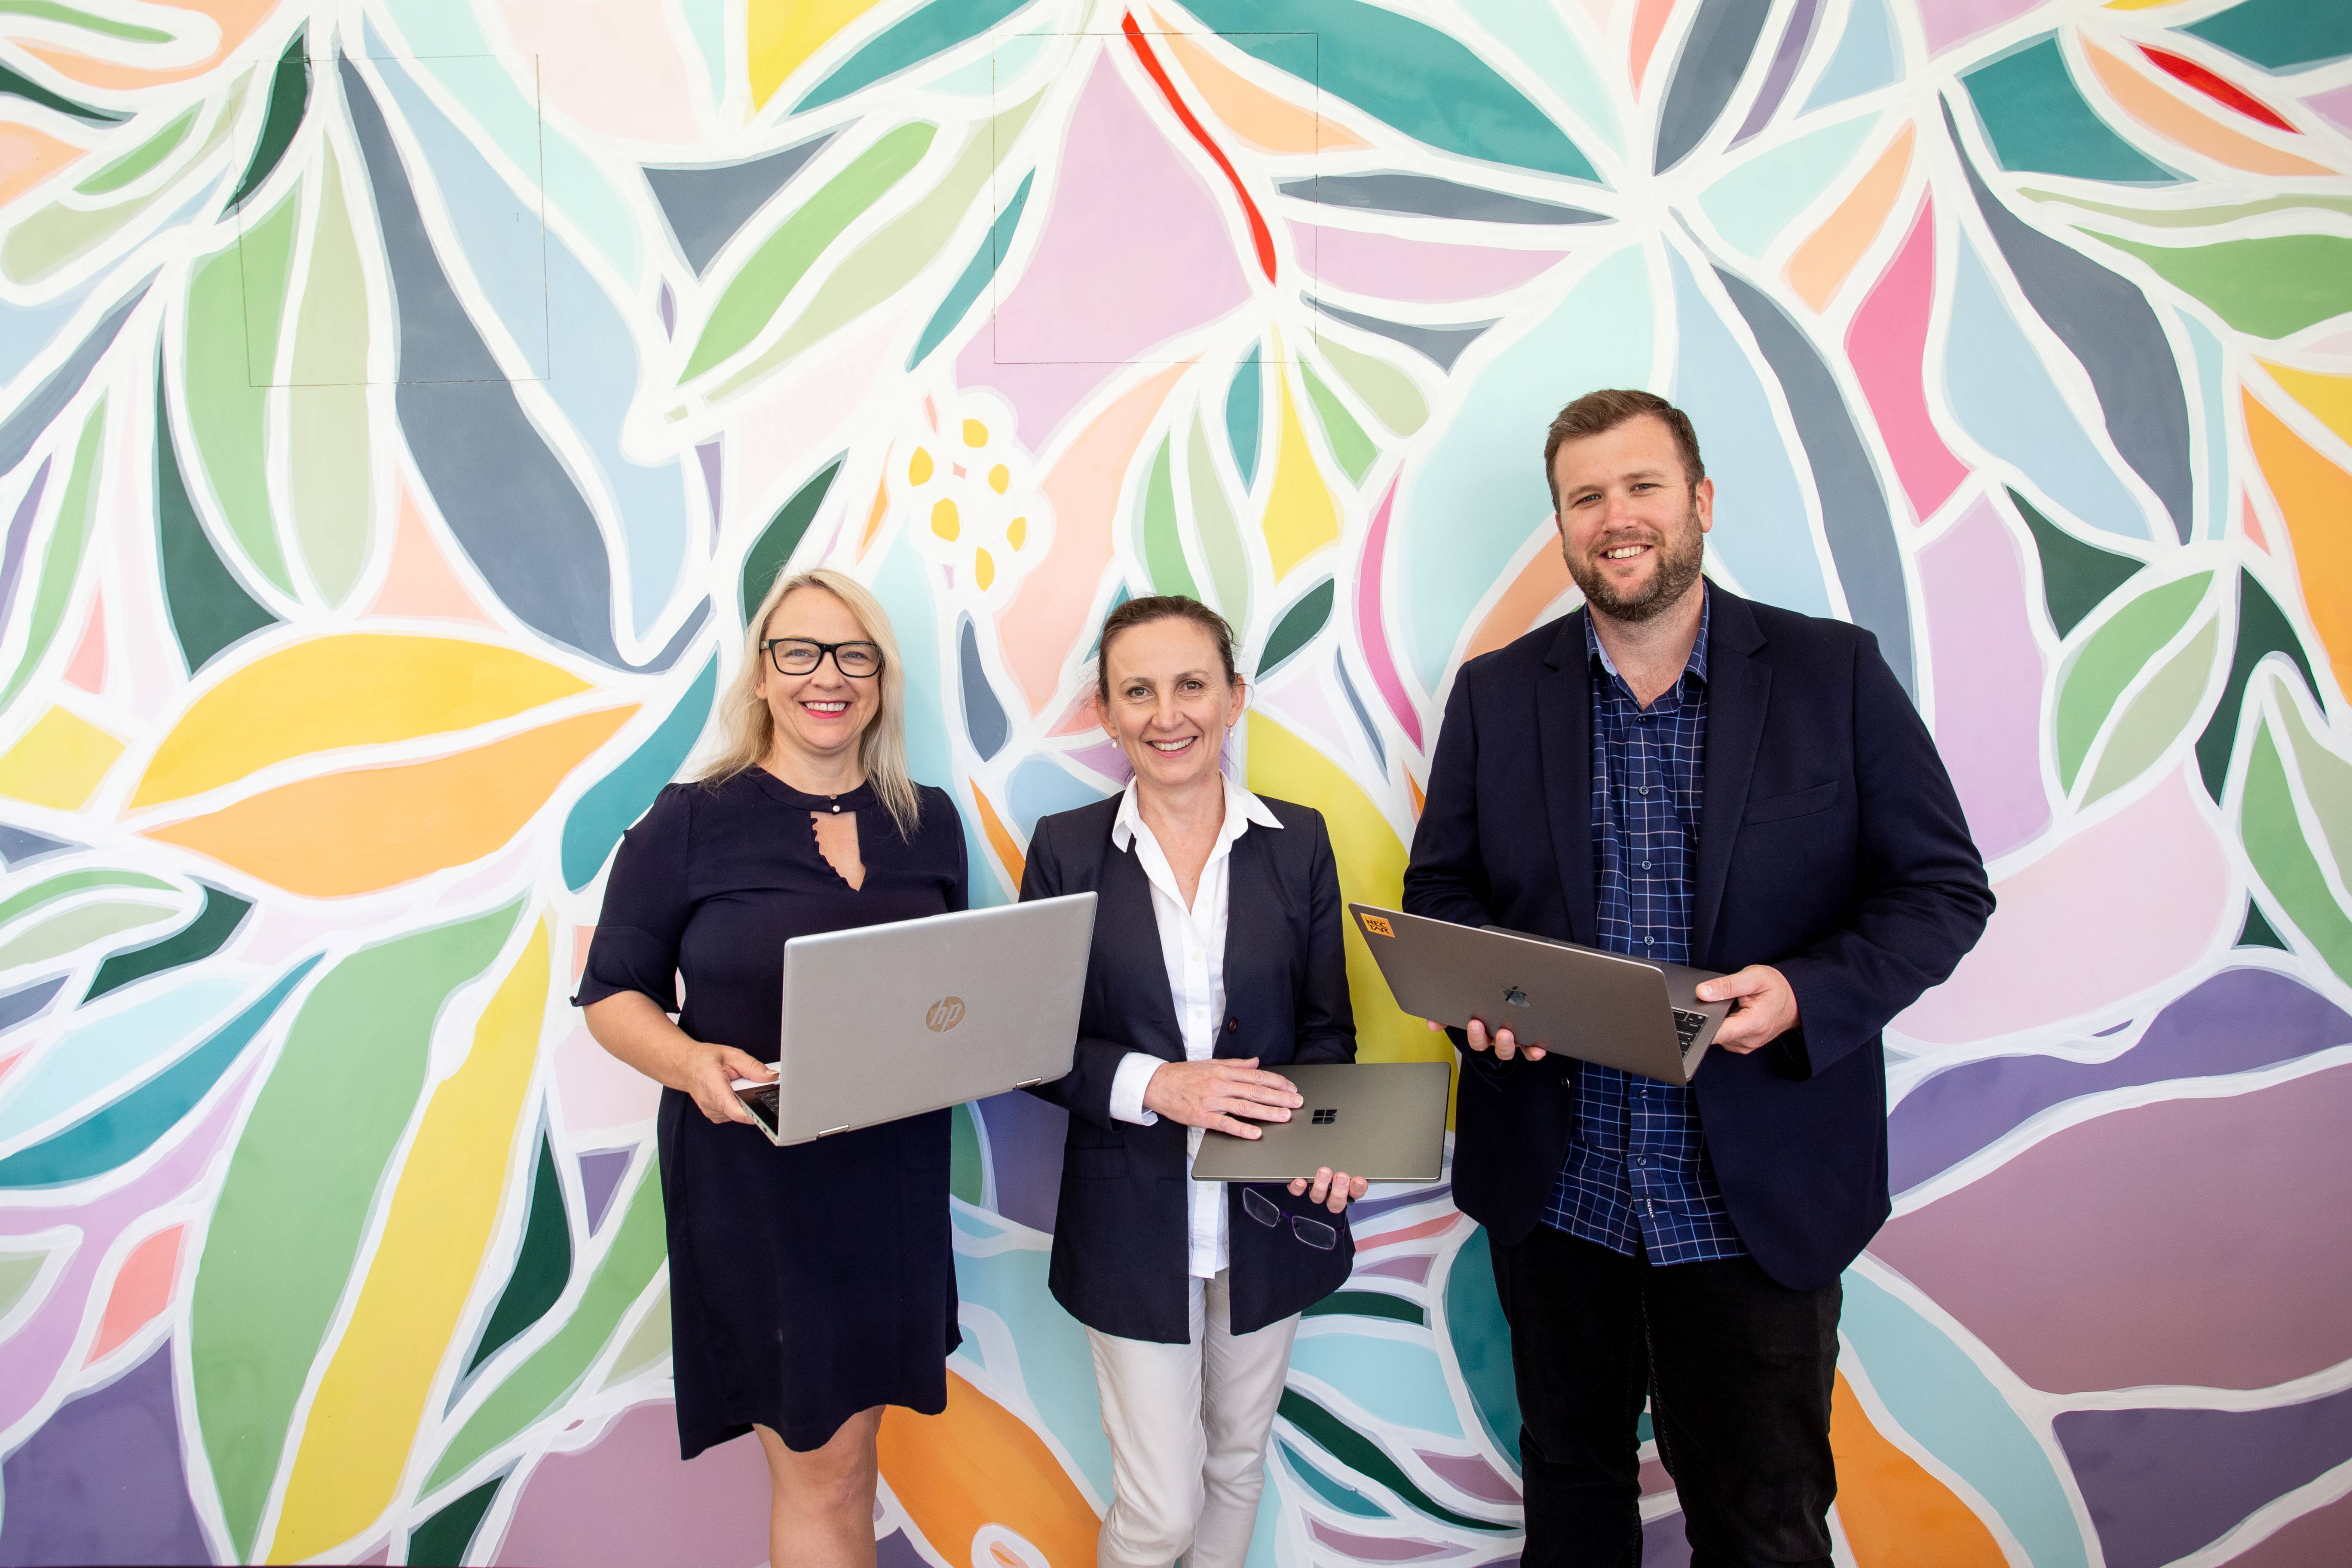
[2138,44,2298,134]
[1120,14,1277,283]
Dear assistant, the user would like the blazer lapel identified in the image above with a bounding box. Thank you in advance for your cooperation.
[1535,612,1598,945]
[1096,825,1185,1061]
[1694,592,1770,965]
[1218,826,1283,1060]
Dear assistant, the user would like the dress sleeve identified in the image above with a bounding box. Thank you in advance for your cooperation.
[573,784,695,1011]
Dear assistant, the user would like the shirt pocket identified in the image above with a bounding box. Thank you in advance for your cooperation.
[1742,780,1840,825]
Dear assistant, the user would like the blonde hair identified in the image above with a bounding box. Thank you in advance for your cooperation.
[697,567,924,836]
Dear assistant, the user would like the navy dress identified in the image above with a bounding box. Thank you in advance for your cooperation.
[575,770,968,1457]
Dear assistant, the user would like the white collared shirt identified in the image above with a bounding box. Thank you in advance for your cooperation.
[1107,772,1285,1279]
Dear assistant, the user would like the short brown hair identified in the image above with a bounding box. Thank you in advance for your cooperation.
[1095,595,1240,705]
[1543,389,1705,509]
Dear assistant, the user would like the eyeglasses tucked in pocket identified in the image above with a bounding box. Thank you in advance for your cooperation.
[1241,1185,1337,1250]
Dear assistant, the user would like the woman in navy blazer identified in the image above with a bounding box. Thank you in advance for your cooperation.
[1021,596,1363,1568]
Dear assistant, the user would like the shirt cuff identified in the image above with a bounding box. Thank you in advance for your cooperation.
[1109,1052,1163,1126]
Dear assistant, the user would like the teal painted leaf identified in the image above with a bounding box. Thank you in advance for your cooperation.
[467,1132,573,1374]
[2237,899,2289,951]
[909,168,1034,370]
[1277,1389,1510,1531]
[227,31,309,212]
[1225,345,1263,491]
[1279,1440,1390,1517]
[561,658,719,891]
[1182,0,1600,182]
[797,0,1041,110]
[1443,1227,1520,1467]
[1301,1289,1424,1325]
[740,459,841,626]
[0,59,125,124]
[1259,579,1334,679]
[156,365,278,674]
[1962,34,2180,185]
[2184,0,2352,74]
[193,904,520,1557]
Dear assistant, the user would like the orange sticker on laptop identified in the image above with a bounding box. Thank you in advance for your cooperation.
[1360,914,1395,937]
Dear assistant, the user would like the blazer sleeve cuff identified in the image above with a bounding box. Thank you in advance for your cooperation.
[1109,1052,1162,1125]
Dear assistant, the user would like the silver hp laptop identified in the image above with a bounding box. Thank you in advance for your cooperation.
[1348,904,1730,1085]
[731,892,1096,1144]
[1191,1062,1450,1183]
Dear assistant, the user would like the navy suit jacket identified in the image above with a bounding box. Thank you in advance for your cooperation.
[1402,590,1994,1290]
[1022,793,1357,1341]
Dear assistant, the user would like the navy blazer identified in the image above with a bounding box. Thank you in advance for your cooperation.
[1402,590,1994,1290]
[1021,792,1357,1342]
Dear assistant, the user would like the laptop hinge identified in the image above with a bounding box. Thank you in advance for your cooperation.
[817,1124,850,1138]
[1014,1076,1043,1089]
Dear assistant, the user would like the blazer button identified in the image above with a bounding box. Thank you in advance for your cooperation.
[1225,1018,1239,1034]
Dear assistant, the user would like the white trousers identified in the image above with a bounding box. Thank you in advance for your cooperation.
[1085,1271,1301,1568]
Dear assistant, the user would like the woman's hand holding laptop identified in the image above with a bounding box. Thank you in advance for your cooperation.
[1140,1056,1303,1138]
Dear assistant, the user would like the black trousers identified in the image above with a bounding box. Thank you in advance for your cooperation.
[1488,1224,1840,1568]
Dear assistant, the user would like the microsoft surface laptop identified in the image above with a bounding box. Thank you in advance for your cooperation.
[731,892,1096,1144]
[1191,1061,1451,1183]
[1347,904,1730,1085]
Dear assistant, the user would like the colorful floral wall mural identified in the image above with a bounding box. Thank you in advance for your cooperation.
[0,0,2348,1563]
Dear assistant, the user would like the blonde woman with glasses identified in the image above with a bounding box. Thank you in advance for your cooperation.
[577,568,968,1568]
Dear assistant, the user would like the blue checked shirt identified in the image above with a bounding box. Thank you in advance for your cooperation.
[1540,590,1748,1264]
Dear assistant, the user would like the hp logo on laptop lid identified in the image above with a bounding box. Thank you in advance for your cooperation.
[925,996,966,1032]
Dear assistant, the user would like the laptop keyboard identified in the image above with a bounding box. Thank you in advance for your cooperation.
[1673,1008,1709,1050]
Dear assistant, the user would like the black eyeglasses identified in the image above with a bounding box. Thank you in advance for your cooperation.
[1242,1185,1336,1250]
[763,638,884,678]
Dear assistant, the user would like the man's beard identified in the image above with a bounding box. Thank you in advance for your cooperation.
[1564,504,1706,623]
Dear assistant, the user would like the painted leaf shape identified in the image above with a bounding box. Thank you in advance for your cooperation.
[285,142,376,607]
[182,195,297,596]
[2013,489,2141,637]
[0,896,180,972]
[145,705,638,898]
[156,367,278,675]
[0,865,174,927]
[2195,572,2323,799]
[268,921,552,1564]
[1961,35,2180,186]
[1180,0,1600,183]
[1259,579,1333,679]
[796,0,1039,110]
[740,461,841,625]
[876,1369,1101,1567]
[226,31,307,212]
[466,1128,573,1377]
[561,657,719,891]
[2055,571,2212,791]
[2082,616,2221,805]
[133,634,593,808]
[84,881,252,1001]
[909,167,1034,370]
[1298,359,1377,487]
[193,904,520,1557]
[682,122,937,383]
[1655,0,1775,172]
[424,1158,665,1492]
[2084,231,2352,340]
[1185,413,1250,628]
[2242,710,2352,985]
[1139,435,1197,599]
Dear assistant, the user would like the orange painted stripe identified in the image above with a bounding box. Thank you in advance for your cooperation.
[1831,1372,2009,1567]
[1787,123,1917,312]
[878,1369,1099,1565]
[2244,392,2352,684]
[970,780,1026,891]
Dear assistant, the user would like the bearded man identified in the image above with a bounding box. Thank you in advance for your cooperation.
[1403,390,1994,1566]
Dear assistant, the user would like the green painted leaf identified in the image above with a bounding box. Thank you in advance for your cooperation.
[1277,1388,1509,1531]
[0,400,105,713]
[3,80,241,286]
[193,903,521,1557]
[0,899,179,971]
[467,1132,573,1374]
[1185,415,1250,628]
[2083,615,2219,804]
[2237,898,2289,951]
[2026,189,2352,229]
[0,0,172,44]
[1278,1439,1390,1517]
[2055,572,2211,792]
[909,168,1033,371]
[407,1476,501,1568]
[0,59,124,123]
[286,145,373,606]
[2012,489,2140,638]
[799,0,1041,109]
[1139,437,1197,600]
[713,96,1039,398]
[77,105,196,194]
[1961,35,2179,186]
[682,122,937,383]
[1259,579,1335,680]
[1301,1289,1424,1325]
[156,366,278,674]
[184,190,298,595]
[228,32,309,213]
[597,1280,671,1390]
[1298,360,1377,486]
[2196,572,2324,799]
[2242,719,2352,986]
[1443,1228,1520,1467]
[0,867,174,928]
[84,882,252,1002]
[426,1161,668,1492]
[950,1104,985,1206]
[739,461,840,626]
[2086,231,2352,340]
[1182,0,1599,182]
[1309,332,1427,437]
[2274,684,2352,886]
